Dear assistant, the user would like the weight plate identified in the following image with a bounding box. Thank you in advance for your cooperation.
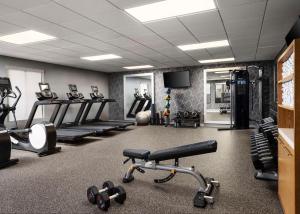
[29,124,47,150]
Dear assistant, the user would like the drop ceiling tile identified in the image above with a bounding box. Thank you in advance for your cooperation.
[25,2,82,24]
[86,29,122,42]
[63,34,117,51]
[258,35,285,48]
[255,45,281,59]
[219,1,266,21]
[108,0,162,9]
[207,46,233,58]
[108,37,140,48]
[234,56,255,62]
[265,0,300,19]
[232,47,256,59]
[184,50,211,59]
[224,18,261,39]
[45,40,78,49]
[0,12,74,38]
[216,0,266,9]
[114,23,153,38]
[63,45,105,56]
[61,18,108,34]
[0,21,24,35]
[54,0,139,29]
[260,16,296,39]
[179,11,226,40]
[0,3,19,15]
[0,0,51,10]
[146,18,197,45]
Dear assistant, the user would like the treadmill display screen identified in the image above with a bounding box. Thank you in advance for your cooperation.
[0,78,11,89]
[40,84,49,91]
[69,84,77,92]
[91,86,98,93]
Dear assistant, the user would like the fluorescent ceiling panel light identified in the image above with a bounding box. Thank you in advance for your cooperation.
[0,30,56,44]
[178,40,229,51]
[204,67,244,72]
[215,71,229,74]
[124,65,154,70]
[125,0,216,22]
[199,58,235,64]
[81,54,122,61]
[220,75,230,78]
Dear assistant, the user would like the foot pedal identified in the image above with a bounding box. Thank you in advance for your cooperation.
[123,173,134,183]
[193,192,207,208]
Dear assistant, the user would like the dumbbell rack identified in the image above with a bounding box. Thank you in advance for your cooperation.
[174,112,201,128]
[277,38,300,214]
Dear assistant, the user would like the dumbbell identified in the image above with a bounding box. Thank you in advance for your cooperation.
[96,186,126,211]
[87,181,115,204]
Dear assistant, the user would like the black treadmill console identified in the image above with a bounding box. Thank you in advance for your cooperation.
[143,90,151,100]
[67,84,84,100]
[134,88,143,99]
[90,85,104,100]
[36,83,58,101]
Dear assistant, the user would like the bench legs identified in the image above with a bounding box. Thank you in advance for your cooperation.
[123,160,220,208]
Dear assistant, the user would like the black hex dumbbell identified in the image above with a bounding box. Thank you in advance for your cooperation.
[96,186,126,211]
[87,181,115,204]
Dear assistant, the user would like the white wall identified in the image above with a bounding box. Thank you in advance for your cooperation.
[0,55,109,125]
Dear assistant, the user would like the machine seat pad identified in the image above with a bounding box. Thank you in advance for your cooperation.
[123,149,151,159]
[148,140,217,161]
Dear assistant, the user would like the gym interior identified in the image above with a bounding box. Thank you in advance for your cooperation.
[0,1,299,213]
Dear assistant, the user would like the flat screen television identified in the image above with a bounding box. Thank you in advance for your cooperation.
[163,71,191,88]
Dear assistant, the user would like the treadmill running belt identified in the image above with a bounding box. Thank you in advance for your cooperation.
[92,121,133,128]
[56,129,94,141]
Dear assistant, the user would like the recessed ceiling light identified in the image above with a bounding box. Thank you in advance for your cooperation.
[204,67,244,72]
[178,40,229,51]
[199,58,235,64]
[0,30,56,44]
[125,0,216,23]
[215,71,229,74]
[81,54,122,61]
[124,65,154,70]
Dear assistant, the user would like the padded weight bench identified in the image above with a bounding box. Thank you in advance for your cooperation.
[122,140,220,208]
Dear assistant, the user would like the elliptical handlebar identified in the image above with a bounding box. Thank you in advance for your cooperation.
[11,86,22,109]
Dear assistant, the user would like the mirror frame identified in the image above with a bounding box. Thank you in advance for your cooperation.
[123,72,154,120]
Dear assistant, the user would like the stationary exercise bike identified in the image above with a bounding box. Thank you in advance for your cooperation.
[0,78,61,160]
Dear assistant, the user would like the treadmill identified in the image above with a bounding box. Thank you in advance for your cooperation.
[143,89,152,111]
[55,84,116,134]
[25,83,95,142]
[80,85,135,129]
[127,89,146,118]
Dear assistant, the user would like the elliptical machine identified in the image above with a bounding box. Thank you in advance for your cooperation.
[127,89,145,118]
[0,77,61,158]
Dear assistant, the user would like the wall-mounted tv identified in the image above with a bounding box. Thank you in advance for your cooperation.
[163,71,191,88]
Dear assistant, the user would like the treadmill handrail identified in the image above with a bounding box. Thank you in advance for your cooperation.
[24,99,63,129]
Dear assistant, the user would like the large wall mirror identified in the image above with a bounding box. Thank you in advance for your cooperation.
[215,82,230,103]
[123,73,154,120]
[204,67,242,124]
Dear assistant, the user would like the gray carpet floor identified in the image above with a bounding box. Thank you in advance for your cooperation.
[0,126,283,214]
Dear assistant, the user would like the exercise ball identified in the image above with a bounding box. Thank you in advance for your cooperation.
[136,111,151,126]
